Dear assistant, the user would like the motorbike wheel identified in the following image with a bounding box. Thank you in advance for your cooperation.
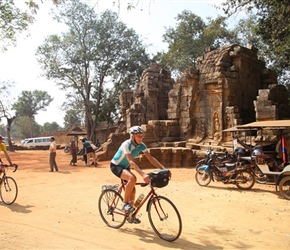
[279,176,290,200]
[235,170,255,190]
[252,165,268,184]
[195,168,211,186]
[64,148,70,154]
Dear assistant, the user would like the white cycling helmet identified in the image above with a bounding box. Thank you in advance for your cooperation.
[129,125,144,134]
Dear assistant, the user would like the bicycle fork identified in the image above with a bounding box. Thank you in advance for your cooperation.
[150,196,168,221]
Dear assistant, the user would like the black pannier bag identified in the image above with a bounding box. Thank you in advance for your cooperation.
[149,169,170,188]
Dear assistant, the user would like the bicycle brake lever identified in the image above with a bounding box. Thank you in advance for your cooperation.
[13,164,18,172]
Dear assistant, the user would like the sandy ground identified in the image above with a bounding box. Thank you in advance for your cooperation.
[0,149,290,250]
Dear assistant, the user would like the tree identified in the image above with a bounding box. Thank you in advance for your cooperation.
[63,109,82,129]
[42,122,62,133]
[12,90,53,137]
[13,116,41,139]
[36,0,151,142]
[0,100,15,151]
[154,11,236,75]
[0,81,16,151]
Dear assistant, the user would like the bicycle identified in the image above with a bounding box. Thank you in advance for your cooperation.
[98,169,182,242]
[0,163,18,205]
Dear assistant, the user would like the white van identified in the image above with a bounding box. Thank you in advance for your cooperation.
[23,136,53,148]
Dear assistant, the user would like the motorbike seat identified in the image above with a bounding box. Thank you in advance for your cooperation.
[217,154,228,161]
[225,162,236,168]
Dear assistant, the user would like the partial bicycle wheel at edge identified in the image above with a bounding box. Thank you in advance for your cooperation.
[279,176,290,200]
[98,189,126,228]
[148,195,182,242]
[0,176,18,205]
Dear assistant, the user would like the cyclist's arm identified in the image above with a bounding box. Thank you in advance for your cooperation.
[144,151,165,170]
[126,153,150,182]
[3,150,12,165]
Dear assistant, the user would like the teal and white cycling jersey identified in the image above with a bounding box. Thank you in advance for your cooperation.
[111,139,148,168]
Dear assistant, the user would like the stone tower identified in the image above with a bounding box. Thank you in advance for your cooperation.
[119,63,174,130]
[167,44,289,145]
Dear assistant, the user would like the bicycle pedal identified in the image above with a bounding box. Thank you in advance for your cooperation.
[126,217,134,223]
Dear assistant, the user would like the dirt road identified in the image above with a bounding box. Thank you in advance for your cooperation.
[1,150,290,249]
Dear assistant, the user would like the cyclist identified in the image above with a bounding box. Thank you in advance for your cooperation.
[0,135,13,166]
[110,125,166,217]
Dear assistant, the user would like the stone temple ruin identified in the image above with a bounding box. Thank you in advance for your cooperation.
[98,44,290,167]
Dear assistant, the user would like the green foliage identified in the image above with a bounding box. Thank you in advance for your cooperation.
[13,116,40,139]
[0,0,34,51]
[12,90,53,137]
[155,11,236,75]
[12,90,53,118]
[42,122,61,133]
[0,0,63,51]
[63,109,82,129]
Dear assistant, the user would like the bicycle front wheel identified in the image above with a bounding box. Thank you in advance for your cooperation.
[0,176,18,205]
[98,189,126,228]
[148,195,182,242]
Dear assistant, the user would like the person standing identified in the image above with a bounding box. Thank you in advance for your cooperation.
[81,138,97,166]
[70,139,77,166]
[49,136,58,172]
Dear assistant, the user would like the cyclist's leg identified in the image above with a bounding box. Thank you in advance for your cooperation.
[110,164,136,211]
[120,169,136,205]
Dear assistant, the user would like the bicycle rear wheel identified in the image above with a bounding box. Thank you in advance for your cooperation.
[98,189,126,228]
[0,176,18,205]
[148,195,182,242]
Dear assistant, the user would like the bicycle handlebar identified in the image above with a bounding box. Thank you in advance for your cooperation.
[1,164,18,172]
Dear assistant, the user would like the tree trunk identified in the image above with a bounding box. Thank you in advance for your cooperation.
[6,116,16,152]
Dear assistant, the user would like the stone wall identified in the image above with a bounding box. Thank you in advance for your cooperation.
[254,84,290,121]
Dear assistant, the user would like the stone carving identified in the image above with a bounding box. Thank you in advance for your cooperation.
[213,112,221,142]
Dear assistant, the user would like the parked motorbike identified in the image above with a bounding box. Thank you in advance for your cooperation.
[64,144,70,154]
[195,150,255,190]
[195,145,233,170]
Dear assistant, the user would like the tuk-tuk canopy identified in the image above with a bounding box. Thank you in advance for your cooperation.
[236,120,290,130]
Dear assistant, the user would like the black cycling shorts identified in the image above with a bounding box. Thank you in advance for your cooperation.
[110,162,130,178]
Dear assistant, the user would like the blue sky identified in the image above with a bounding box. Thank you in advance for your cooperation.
[0,0,238,127]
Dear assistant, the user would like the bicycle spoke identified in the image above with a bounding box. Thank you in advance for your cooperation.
[98,189,126,228]
[148,196,182,242]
